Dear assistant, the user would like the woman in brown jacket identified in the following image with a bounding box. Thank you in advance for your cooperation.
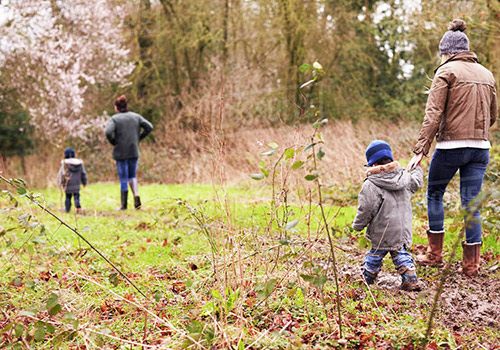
[408,19,498,276]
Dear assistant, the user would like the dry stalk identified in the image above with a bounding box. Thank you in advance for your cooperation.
[310,136,343,338]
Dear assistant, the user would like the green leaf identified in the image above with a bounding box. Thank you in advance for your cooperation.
[284,219,299,231]
[17,187,27,195]
[46,324,55,334]
[238,340,245,350]
[305,174,317,181]
[261,168,269,177]
[268,142,278,149]
[304,143,316,151]
[291,161,304,170]
[34,326,46,341]
[300,274,314,283]
[283,148,295,159]
[313,275,327,288]
[154,291,163,302]
[260,149,275,156]
[312,118,328,129]
[14,324,23,337]
[211,289,221,300]
[46,293,59,310]
[299,63,313,72]
[186,320,203,334]
[358,236,369,249]
[64,312,76,321]
[49,304,62,316]
[0,322,14,334]
[109,272,119,286]
[250,174,264,181]
[317,148,325,160]
[255,279,276,300]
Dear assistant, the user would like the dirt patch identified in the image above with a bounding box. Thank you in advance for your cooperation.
[434,267,500,329]
[310,239,500,335]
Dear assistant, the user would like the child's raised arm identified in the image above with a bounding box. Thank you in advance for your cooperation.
[408,165,424,194]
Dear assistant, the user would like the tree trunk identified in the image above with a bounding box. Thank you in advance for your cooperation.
[222,0,229,66]
[0,153,7,175]
[487,0,500,81]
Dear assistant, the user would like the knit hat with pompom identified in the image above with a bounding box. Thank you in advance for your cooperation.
[439,19,469,55]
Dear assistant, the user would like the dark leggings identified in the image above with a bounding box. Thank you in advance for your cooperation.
[65,192,81,212]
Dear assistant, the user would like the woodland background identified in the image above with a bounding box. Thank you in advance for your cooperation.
[1,0,499,186]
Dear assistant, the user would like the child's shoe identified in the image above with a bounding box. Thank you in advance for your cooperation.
[363,269,377,285]
[400,270,421,291]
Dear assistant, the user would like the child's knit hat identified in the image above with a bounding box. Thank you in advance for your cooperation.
[64,147,75,159]
[365,140,393,167]
[439,19,469,55]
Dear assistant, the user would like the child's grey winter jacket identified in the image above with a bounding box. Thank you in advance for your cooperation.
[352,162,423,251]
[57,158,87,194]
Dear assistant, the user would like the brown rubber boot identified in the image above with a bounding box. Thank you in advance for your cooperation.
[416,230,444,266]
[462,242,481,277]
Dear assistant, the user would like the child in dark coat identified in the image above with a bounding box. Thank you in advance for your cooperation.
[57,148,87,213]
[353,140,423,291]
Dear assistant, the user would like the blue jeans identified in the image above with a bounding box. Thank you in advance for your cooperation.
[363,246,416,278]
[427,148,489,243]
[116,158,138,192]
[65,192,80,212]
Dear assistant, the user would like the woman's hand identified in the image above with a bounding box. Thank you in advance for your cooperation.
[407,153,424,171]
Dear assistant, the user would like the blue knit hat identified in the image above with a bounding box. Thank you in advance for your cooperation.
[365,140,393,167]
[64,147,75,159]
[439,19,469,55]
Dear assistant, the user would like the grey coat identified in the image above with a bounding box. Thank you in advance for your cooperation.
[105,111,153,160]
[352,162,423,251]
[57,158,87,194]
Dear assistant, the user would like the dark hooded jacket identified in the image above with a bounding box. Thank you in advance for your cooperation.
[57,158,87,194]
[352,162,423,251]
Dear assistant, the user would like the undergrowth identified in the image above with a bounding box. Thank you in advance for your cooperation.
[1,64,499,350]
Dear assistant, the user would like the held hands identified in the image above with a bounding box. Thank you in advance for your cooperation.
[407,153,423,171]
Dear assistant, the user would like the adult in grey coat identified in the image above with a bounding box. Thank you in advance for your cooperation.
[105,95,153,210]
[353,140,423,290]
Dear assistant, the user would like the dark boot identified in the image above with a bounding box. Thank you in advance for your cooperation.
[120,191,128,210]
[400,269,421,291]
[134,196,141,210]
[462,242,481,277]
[416,230,444,266]
[362,269,377,285]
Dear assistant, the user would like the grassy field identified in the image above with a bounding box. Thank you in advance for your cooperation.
[1,169,499,349]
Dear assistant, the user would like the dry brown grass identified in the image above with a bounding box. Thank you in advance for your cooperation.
[1,118,421,189]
